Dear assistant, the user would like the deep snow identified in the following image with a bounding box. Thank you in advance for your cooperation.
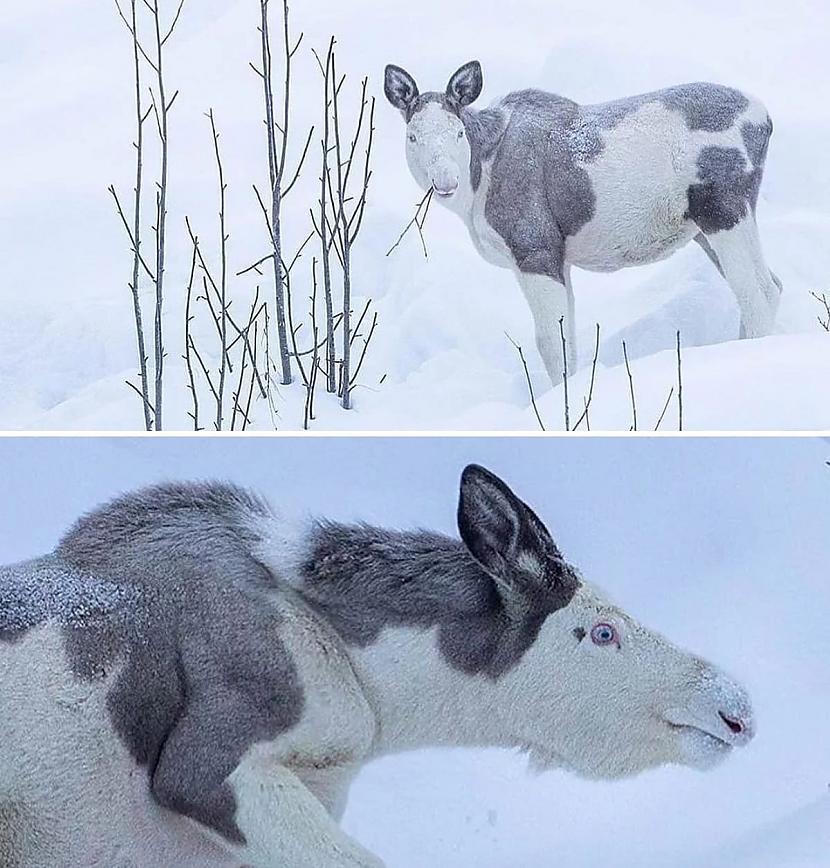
[0,436,828,866]
[1,0,828,430]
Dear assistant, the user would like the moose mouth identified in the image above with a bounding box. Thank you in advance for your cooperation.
[432,185,458,199]
[665,720,732,749]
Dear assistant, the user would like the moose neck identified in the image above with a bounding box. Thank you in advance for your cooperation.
[460,104,507,195]
[294,521,532,756]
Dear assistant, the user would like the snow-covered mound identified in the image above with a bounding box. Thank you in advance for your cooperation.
[705,795,830,868]
[1,0,827,430]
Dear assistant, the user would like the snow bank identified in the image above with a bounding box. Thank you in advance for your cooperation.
[705,795,830,868]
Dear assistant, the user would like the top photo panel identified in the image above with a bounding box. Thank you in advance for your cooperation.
[2,0,827,432]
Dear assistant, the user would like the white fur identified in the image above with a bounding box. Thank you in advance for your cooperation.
[405,102,471,198]
[347,582,753,781]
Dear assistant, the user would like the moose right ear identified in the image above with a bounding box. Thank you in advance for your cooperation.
[384,64,419,114]
[457,464,563,595]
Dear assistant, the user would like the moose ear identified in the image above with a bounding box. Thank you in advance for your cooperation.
[446,60,483,107]
[457,464,562,597]
[384,64,419,114]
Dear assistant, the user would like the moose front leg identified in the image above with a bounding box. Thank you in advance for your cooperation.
[152,702,383,868]
[515,258,576,387]
[226,752,384,868]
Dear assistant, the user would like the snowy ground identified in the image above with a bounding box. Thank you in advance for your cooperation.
[1,0,828,431]
[1,436,828,866]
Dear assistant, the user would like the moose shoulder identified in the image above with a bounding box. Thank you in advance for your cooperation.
[385,61,782,385]
[0,469,754,867]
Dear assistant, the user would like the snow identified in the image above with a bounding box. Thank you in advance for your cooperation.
[1,436,828,866]
[1,0,828,430]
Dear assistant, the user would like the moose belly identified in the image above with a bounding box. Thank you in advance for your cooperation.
[566,101,699,272]
[566,205,697,273]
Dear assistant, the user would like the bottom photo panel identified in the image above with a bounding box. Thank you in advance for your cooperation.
[1,435,827,868]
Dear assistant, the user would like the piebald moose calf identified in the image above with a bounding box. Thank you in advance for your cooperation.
[0,466,754,867]
[385,61,782,385]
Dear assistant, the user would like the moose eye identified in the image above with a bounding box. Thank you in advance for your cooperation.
[457,129,465,139]
[590,623,618,647]
[408,133,417,143]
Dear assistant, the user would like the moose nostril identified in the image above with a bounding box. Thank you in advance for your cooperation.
[719,711,744,735]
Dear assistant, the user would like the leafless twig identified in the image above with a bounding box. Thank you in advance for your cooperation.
[207,109,228,431]
[676,330,683,431]
[811,291,830,332]
[507,333,545,431]
[111,0,159,429]
[146,0,184,430]
[314,45,376,410]
[256,0,314,385]
[573,323,600,431]
[559,316,570,431]
[386,187,434,258]
[183,234,201,429]
[654,387,675,431]
[622,340,637,431]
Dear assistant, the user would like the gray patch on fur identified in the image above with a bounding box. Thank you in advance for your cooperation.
[296,466,580,679]
[461,106,507,191]
[479,89,598,282]
[686,145,766,233]
[568,83,751,161]
[660,83,749,131]
[741,117,773,210]
[2,482,305,845]
[576,83,749,136]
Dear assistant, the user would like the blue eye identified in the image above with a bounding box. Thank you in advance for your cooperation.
[408,133,417,143]
[591,623,618,646]
[457,129,465,139]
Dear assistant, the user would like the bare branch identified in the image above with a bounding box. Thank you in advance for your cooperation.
[811,291,830,331]
[386,187,434,258]
[350,308,379,387]
[112,0,153,430]
[161,0,186,45]
[281,125,315,199]
[507,333,545,432]
[559,316,570,432]
[257,0,292,383]
[208,108,229,431]
[183,235,201,430]
[654,387,675,431]
[573,323,600,432]
[622,340,637,432]
[108,185,156,282]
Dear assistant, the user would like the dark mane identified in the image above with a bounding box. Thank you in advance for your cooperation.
[297,521,567,678]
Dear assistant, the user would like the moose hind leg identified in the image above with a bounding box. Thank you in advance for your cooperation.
[695,229,782,338]
[698,219,779,339]
[516,269,576,387]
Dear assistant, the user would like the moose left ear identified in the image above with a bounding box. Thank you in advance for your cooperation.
[446,60,483,107]
[385,64,419,114]
[457,464,566,600]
